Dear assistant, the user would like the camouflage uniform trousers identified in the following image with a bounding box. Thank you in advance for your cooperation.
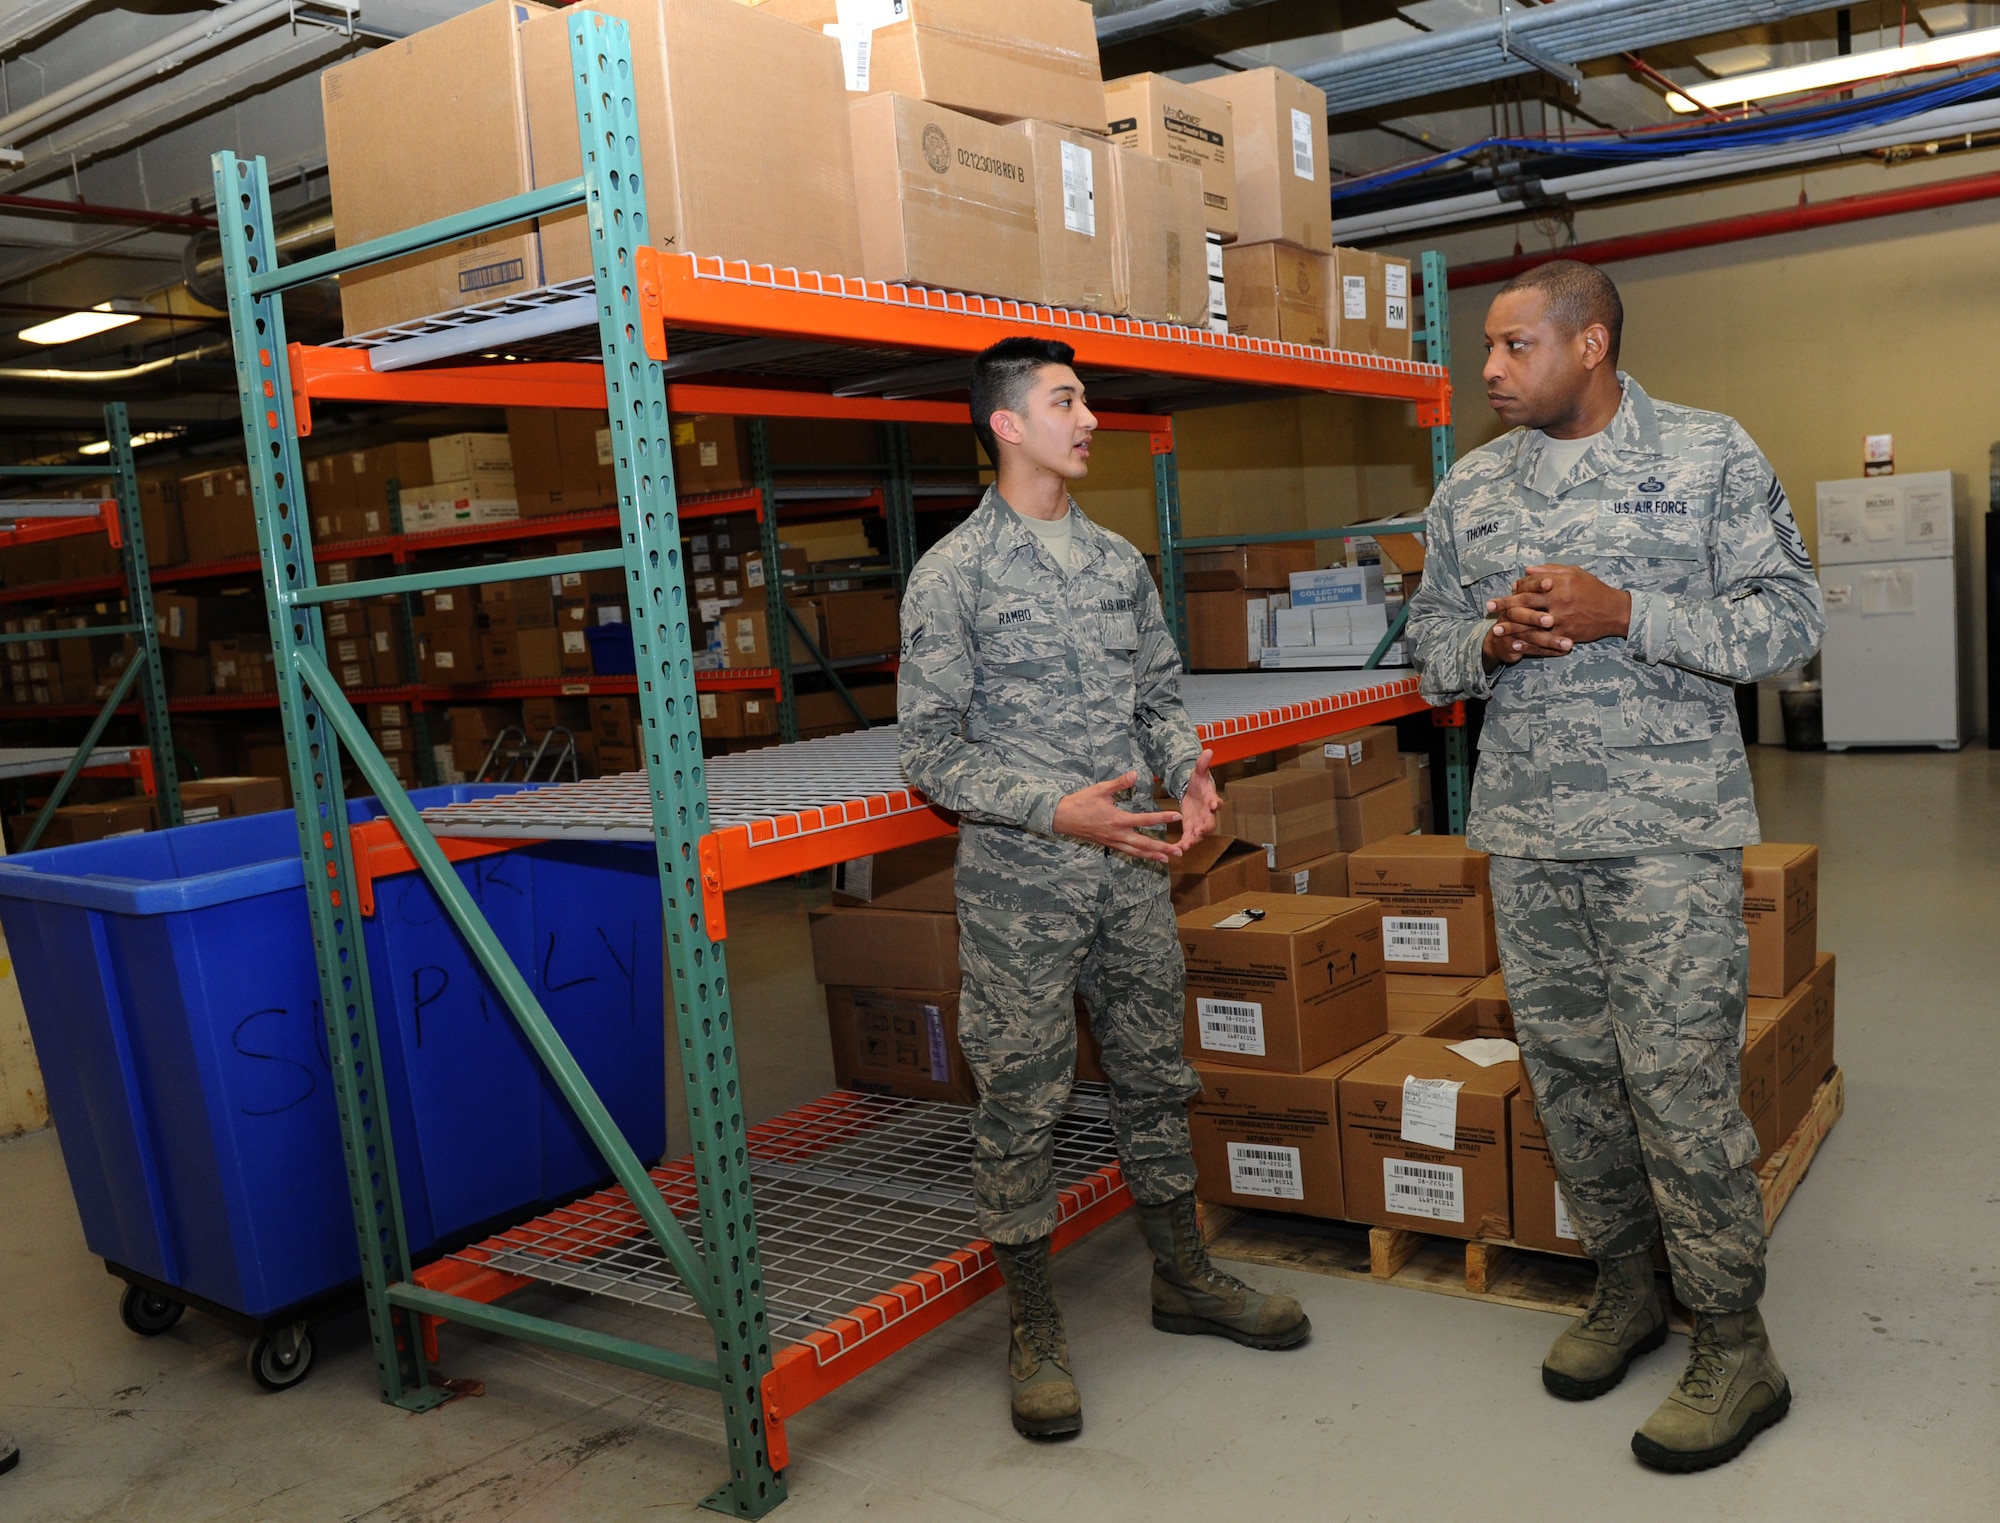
[1490,849,1767,1313]
[957,866,1200,1246]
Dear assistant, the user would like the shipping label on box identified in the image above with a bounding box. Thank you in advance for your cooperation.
[1340,1036,1519,1241]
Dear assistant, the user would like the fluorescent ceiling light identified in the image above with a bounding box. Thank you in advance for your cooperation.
[77,431,181,456]
[1668,23,2000,111]
[16,303,144,346]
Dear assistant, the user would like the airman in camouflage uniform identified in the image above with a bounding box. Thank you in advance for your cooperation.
[1409,283,1822,1470]
[901,340,1308,1440]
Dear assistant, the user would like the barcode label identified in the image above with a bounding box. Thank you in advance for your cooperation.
[746,557,766,588]
[1227,1142,1303,1201]
[1385,1158,1464,1223]
[1385,915,1450,964]
[1290,106,1314,179]
[1197,997,1266,1056]
[1264,842,1278,869]
[834,854,874,901]
[827,24,873,91]
[1291,869,1310,894]
[1060,139,1096,235]
[1343,274,1368,321]
[1554,1184,1577,1241]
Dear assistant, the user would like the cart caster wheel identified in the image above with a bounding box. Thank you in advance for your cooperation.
[247,1325,314,1392]
[119,1284,184,1337]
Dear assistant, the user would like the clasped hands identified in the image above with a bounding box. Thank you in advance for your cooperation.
[1481,564,1633,670]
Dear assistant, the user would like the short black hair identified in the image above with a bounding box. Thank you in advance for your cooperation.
[1498,259,1624,364]
[969,336,1076,463]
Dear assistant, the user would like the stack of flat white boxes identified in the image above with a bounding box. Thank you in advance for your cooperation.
[1258,564,1403,669]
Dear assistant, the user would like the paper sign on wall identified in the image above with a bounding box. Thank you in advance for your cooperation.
[1860,567,1916,616]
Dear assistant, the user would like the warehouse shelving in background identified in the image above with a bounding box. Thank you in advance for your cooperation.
[213,13,1459,1515]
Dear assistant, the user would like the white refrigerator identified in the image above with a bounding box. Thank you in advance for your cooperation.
[1814,471,1963,750]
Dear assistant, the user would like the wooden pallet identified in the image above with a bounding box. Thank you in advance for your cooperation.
[1202,1066,1844,1320]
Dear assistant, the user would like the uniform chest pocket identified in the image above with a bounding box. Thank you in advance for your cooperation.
[978,606,1068,677]
[1103,613,1138,652]
[1595,499,1708,562]
[1456,516,1517,586]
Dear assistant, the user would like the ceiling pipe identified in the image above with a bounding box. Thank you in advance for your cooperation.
[0,191,214,231]
[1446,165,2000,287]
[0,0,315,149]
[1093,0,1278,48]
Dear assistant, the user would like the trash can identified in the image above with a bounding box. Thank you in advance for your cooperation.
[1779,682,1825,752]
[0,786,666,1338]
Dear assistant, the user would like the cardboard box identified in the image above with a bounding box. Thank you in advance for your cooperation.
[1185,589,1259,671]
[831,835,957,912]
[1328,247,1379,354]
[429,432,511,480]
[1189,1034,1396,1219]
[818,587,901,659]
[1388,972,1485,998]
[1340,1036,1520,1240]
[178,467,259,562]
[1268,849,1348,898]
[1221,240,1327,346]
[809,905,960,990]
[1007,119,1114,313]
[720,597,822,669]
[1183,542,1313,593]
[419,628,484,685]
[1348,835,1498,977]
[506,409,620,517]
[1749,951,1836,1139]
[760,0,1106,132]
[526,0,864,289]
[1335,775,1415,853]
[138,478,187,567]
[154,593,262,654]
[178,776,289,825]
[848,93,1042,301]
[1509,1094,1586,1258]
[9,798,153,850]
[323,1,549,335]
[1740,1015,1782,1165]
[1377,254,1413,359]
[826,985,976,1105]
[1743,842,1818,998]
[697,690,779,739]
[1386,992,1476,1038]
[589,696,639,747]
[1224,767,1339,871]
[1275,724,1402,798]
[1169,835,1270,916]
[1403,750,1433,832]
[1104,71,1235,240]
[672,415,753,495]
[1190,67,1329,252]
[1108,142,1207,324]
[352,442,432,526]
[1177,891,1386,1074]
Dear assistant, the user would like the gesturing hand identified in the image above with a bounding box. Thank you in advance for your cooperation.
[1488,564,1633,648]
[1053,771,1186,864]
[1174,751,1222,850]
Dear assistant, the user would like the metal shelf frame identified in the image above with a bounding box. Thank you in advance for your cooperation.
[0,403,183,844]
[216,15,1457,1515]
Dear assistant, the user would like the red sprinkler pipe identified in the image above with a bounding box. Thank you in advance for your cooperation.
[0,192,214,230]
[1446,167,2000,288]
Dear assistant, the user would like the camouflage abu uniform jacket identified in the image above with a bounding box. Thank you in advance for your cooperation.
[1406,377,1825,859]
[899,488,1202,907]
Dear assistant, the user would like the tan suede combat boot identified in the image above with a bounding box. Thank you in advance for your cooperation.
[993,1238,1082,1439]
[1632,1307,1791,1471]
[1542,1251,1668,1400]
[1136,1193,1310,1350]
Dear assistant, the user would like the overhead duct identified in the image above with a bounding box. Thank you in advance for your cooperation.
[1330,98,2000,242]
[1293,0,1841,117]
[1093,0,1278,48]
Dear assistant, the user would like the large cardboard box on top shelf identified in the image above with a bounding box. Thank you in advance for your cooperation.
[1190,67,1330,253]
[1189,1033,1396,1220]
[1742,842,1818,997]
[1349,834,1499,977]
[1328,248,1413,359]
[1220,240,1327,346]
[1104,71,1235,240]
[323,1,548,335]
[525,0,865,284]
[847,93,1043,301]
[758,0,1107,133]
[1006,120,1115,313]
[1176,891,1386,1074]
[1108,143,1206,324]
[1340,1035,1520,1241]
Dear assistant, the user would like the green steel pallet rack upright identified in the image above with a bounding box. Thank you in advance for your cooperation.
[0,402,183,844]
[216,15,784,1514]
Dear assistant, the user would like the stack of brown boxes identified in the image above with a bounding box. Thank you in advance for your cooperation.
[400,433,518,534]
[367,702,420,786]
[1273,722,1414,860]
[415,586,483,686]
[7,798,155,851]
[178,465,260,564]
[507,408,621,518]
[1182,890,1391,1220]
[1190,67,1330,344]
[1743,844,1834,1153]
[176,776,289,825]
[306,441,431,544]
[1182,541,1314,671]
[478,577,561,681]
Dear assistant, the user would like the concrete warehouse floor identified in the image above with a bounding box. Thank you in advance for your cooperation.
[2,746,1996,1522]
